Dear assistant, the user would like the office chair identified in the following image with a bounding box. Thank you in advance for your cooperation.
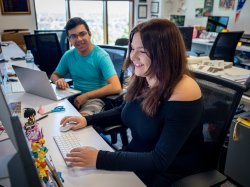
[96,44,129,148]
[172,71,246,187]
[209,31,244,63]
[34,30,69,54]
[178,26,193,52]
[24,33,63,77]
[115,38,129,46]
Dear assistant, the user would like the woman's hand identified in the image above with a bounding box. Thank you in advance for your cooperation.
[65,146,99,167]
[60,116,87,130]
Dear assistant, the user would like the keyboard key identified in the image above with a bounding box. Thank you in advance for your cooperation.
[11,82,24,92]
[53,133,81,166]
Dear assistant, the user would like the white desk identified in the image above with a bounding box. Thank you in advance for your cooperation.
[3,92,145,187]
[192,38,250,56]
[0,41,37,77]
[1,41,25,60]
[0,42,145,186]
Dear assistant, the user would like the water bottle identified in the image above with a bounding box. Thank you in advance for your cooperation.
[25,50,34,63]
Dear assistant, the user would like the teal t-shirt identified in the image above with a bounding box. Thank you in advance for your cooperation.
[55,45,116,93]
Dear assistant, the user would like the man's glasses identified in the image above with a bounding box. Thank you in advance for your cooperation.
[68,31,88,41]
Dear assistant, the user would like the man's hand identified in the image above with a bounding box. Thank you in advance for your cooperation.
[55,78,69,90]
[74,94,89,109]
[65,146,99,167]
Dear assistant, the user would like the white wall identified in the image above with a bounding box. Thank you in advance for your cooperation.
[0,0,36,34]
[0,0,249,35]
[183,0,250,34]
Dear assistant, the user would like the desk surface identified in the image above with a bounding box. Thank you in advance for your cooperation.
[192,38,250,52]
[4,93,145,187]
[0,42,145,187]
[1,41,25,60]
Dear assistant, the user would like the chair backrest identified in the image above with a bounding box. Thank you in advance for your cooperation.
[178,26,193,51]
[34,30,69,54]
[98,45,127,86]
[115,38,129,46]
[24,33,62,77]
[193,71,246,171]
[209,31,244,63]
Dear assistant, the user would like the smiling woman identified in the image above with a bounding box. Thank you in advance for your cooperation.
[0,0,31,15]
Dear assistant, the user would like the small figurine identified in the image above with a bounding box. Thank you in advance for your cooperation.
[24,108,36,127]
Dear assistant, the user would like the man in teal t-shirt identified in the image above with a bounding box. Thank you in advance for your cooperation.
[51,17,121,116]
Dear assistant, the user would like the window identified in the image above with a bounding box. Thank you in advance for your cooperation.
[34,0,132,44]
[69,1,104,44]
[107,1,130,44]
[35,0,67,30]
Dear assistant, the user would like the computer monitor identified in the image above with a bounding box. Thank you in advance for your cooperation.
[170,15,185,26]
[0,87,42,187]
[206,16,229,33]
[178,26,194,52]
[0,86,18,148]
[98,45,127,85]
[0,44,4,60]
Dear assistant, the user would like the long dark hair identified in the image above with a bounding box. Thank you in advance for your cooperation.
[125,19,190,117]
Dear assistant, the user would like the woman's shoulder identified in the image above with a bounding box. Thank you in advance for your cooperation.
[169,75,202,102]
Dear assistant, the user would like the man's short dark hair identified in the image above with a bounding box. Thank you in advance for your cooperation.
[65,17,90,36]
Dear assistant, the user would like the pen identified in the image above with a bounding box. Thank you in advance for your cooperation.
[36,114,48,122]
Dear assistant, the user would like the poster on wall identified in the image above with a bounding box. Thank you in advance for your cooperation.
[235,0,246,22]
[195,8,204,17]
[219,0,236,9]
[203,0,214,16]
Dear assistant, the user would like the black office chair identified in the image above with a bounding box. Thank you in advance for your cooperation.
[172,71,246,187]
[115,38,129,46]
[96,44,129,148]
[34,29,69,54]
[178,26,193,52]
[24,33,63,77]
[209,31,244,63]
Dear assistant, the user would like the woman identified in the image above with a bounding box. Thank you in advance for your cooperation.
[61,19,204,186]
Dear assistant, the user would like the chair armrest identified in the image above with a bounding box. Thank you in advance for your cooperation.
[105,89,127,100]
[172,170,227,187]
[104,124,124,131]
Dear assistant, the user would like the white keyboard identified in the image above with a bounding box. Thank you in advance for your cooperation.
[11,82,24,92]
[53,133,82,166]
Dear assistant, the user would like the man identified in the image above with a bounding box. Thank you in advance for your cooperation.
[50,17,121,116]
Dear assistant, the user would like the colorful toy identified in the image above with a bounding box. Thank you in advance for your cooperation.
[23,107,63,186]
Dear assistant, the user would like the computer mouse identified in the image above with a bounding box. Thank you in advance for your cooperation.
[59,123,75,132]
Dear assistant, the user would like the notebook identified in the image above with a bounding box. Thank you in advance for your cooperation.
[12,65,81,101]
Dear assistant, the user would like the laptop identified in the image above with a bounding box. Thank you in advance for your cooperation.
[12,65,81,101]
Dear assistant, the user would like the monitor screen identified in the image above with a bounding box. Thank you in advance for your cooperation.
[170,15,185,26]
[0,86,18,148]
[178,26,194,51]
[0,44,4,60]
[206,16,229,33]
[0,87,42,187]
